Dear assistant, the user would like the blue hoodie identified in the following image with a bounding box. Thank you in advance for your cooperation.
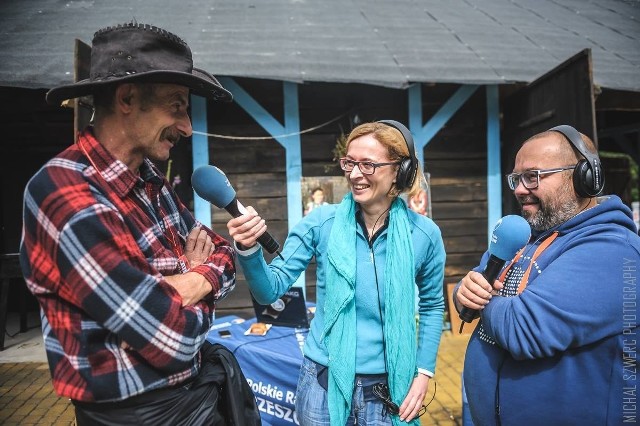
[461,195,640,425]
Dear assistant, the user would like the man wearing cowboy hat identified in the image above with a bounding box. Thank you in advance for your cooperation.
[19,22,260,425]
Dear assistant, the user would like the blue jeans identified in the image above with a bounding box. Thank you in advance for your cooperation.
[295,357,392,425]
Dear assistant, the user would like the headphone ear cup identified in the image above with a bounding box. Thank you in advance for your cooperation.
[573,159,595,197]
[396,158,413,191]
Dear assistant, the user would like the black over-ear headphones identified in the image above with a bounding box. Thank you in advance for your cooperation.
[549,125,604,197]
[377,120,418,191]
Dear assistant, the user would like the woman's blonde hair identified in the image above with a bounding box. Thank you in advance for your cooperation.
[345,122,424,198]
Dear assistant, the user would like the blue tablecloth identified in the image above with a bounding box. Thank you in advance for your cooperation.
[208,315,308,426]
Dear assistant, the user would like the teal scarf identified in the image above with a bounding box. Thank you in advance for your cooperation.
[324,194,418,425]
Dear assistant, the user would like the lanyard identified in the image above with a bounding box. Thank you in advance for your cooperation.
[498,231,559,294]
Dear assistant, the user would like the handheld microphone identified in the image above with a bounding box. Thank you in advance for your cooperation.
[191,165,284,260]
[458,215,531,333]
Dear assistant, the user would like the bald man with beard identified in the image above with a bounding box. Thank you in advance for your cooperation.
[454,126,640,426]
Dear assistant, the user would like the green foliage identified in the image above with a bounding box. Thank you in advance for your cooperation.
[324,133,348,173]
[600,151,639,201]
[332,133,348,161]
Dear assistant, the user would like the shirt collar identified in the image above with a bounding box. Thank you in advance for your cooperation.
[78,129,164,197]
[355,205,390,243]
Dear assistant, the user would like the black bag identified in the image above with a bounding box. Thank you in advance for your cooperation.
[197,342,262,425]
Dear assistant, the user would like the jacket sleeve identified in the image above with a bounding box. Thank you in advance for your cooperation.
[481,234,639,360]
[238,209,320,304]
[415,224,446,374]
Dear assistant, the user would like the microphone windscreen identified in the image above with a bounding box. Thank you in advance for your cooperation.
[488,215,531,261]
[191,165,236,208]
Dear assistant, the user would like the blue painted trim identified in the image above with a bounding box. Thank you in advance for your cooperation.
[191,95,211,226]
[408,84,480,173]
[408,84,425,167]
[283,82,303,232]
[418,85,480,147]
[282,82,305,293]
[218,77,285,138]
[486,85,502,240]
[217,78,306,294]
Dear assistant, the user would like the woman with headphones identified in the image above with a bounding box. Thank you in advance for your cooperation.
[227,121,446,425]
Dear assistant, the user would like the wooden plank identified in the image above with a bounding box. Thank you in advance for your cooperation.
[301,133,342,161]
[430,182,486,202]
[211,197,288,223]
[222,173,288,198]
[443,235,486,253]
[424,151,486,160]
[444,252,485,277]
[426,159,486,177]
[303,163,342,176]
[73,39,92,142]
[430,176,488,186]
[437,219,487,237]
[432,201,487,219]
[209,141,286,173]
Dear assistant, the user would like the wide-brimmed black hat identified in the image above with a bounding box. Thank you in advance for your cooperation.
[46,23,232,105]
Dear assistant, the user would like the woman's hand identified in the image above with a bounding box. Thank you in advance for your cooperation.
[398,373,430,421]
[226,206,268,249]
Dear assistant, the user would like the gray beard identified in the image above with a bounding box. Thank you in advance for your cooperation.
[525,199,580,231]
[522,182,582,232]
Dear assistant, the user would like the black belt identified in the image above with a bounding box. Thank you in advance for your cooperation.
[308,357,387,402]
[72,378,193,410]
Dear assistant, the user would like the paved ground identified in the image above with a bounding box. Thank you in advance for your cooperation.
[0,313,471,425]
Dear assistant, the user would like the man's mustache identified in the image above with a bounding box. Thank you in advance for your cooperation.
[162,130,181,144]
[518,196,539,205]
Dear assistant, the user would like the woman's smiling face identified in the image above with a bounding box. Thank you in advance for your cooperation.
[344,134,398,212]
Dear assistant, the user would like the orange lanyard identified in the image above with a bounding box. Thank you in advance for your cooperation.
[498,231,559,294]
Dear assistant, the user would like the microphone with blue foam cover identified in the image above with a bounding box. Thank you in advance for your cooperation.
[191,165,283,259]
[458,215,531,332]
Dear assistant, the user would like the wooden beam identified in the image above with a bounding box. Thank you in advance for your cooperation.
[191,95,211,226]
[216,77,306,293]
[486,84,502,239]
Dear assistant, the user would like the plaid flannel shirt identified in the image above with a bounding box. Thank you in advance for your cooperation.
[19,129,235,402]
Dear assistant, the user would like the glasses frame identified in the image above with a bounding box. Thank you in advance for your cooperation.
[371,380,436,418]
[506,166,576,190]
[372,383,400,415]
[339,157,400,175]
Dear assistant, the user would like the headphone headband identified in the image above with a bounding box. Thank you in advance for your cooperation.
[377,119,418,190]
[549,124,604,197]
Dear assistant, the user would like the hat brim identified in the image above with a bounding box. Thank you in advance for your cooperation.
[46,68,233,105]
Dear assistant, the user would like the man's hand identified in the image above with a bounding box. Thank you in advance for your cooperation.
[164,272,211,307]
[456,271,504,310]
[184,226,214,268]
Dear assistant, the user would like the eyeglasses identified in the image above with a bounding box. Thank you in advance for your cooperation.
[372,380,436,418]
[506,166,576,190]
[339,158,400,175]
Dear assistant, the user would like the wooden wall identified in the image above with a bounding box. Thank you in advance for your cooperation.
[3,82,636,321]
[0,82,489,320]
[0,87,73,254]
[200,79,489,315]
[0,87,73,313]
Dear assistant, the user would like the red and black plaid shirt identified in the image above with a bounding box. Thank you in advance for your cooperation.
[20,129,235,402]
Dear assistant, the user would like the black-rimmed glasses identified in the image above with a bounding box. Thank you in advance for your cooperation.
[506,166,576,190]
[339,158,400,175]
[372,380,436,418]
